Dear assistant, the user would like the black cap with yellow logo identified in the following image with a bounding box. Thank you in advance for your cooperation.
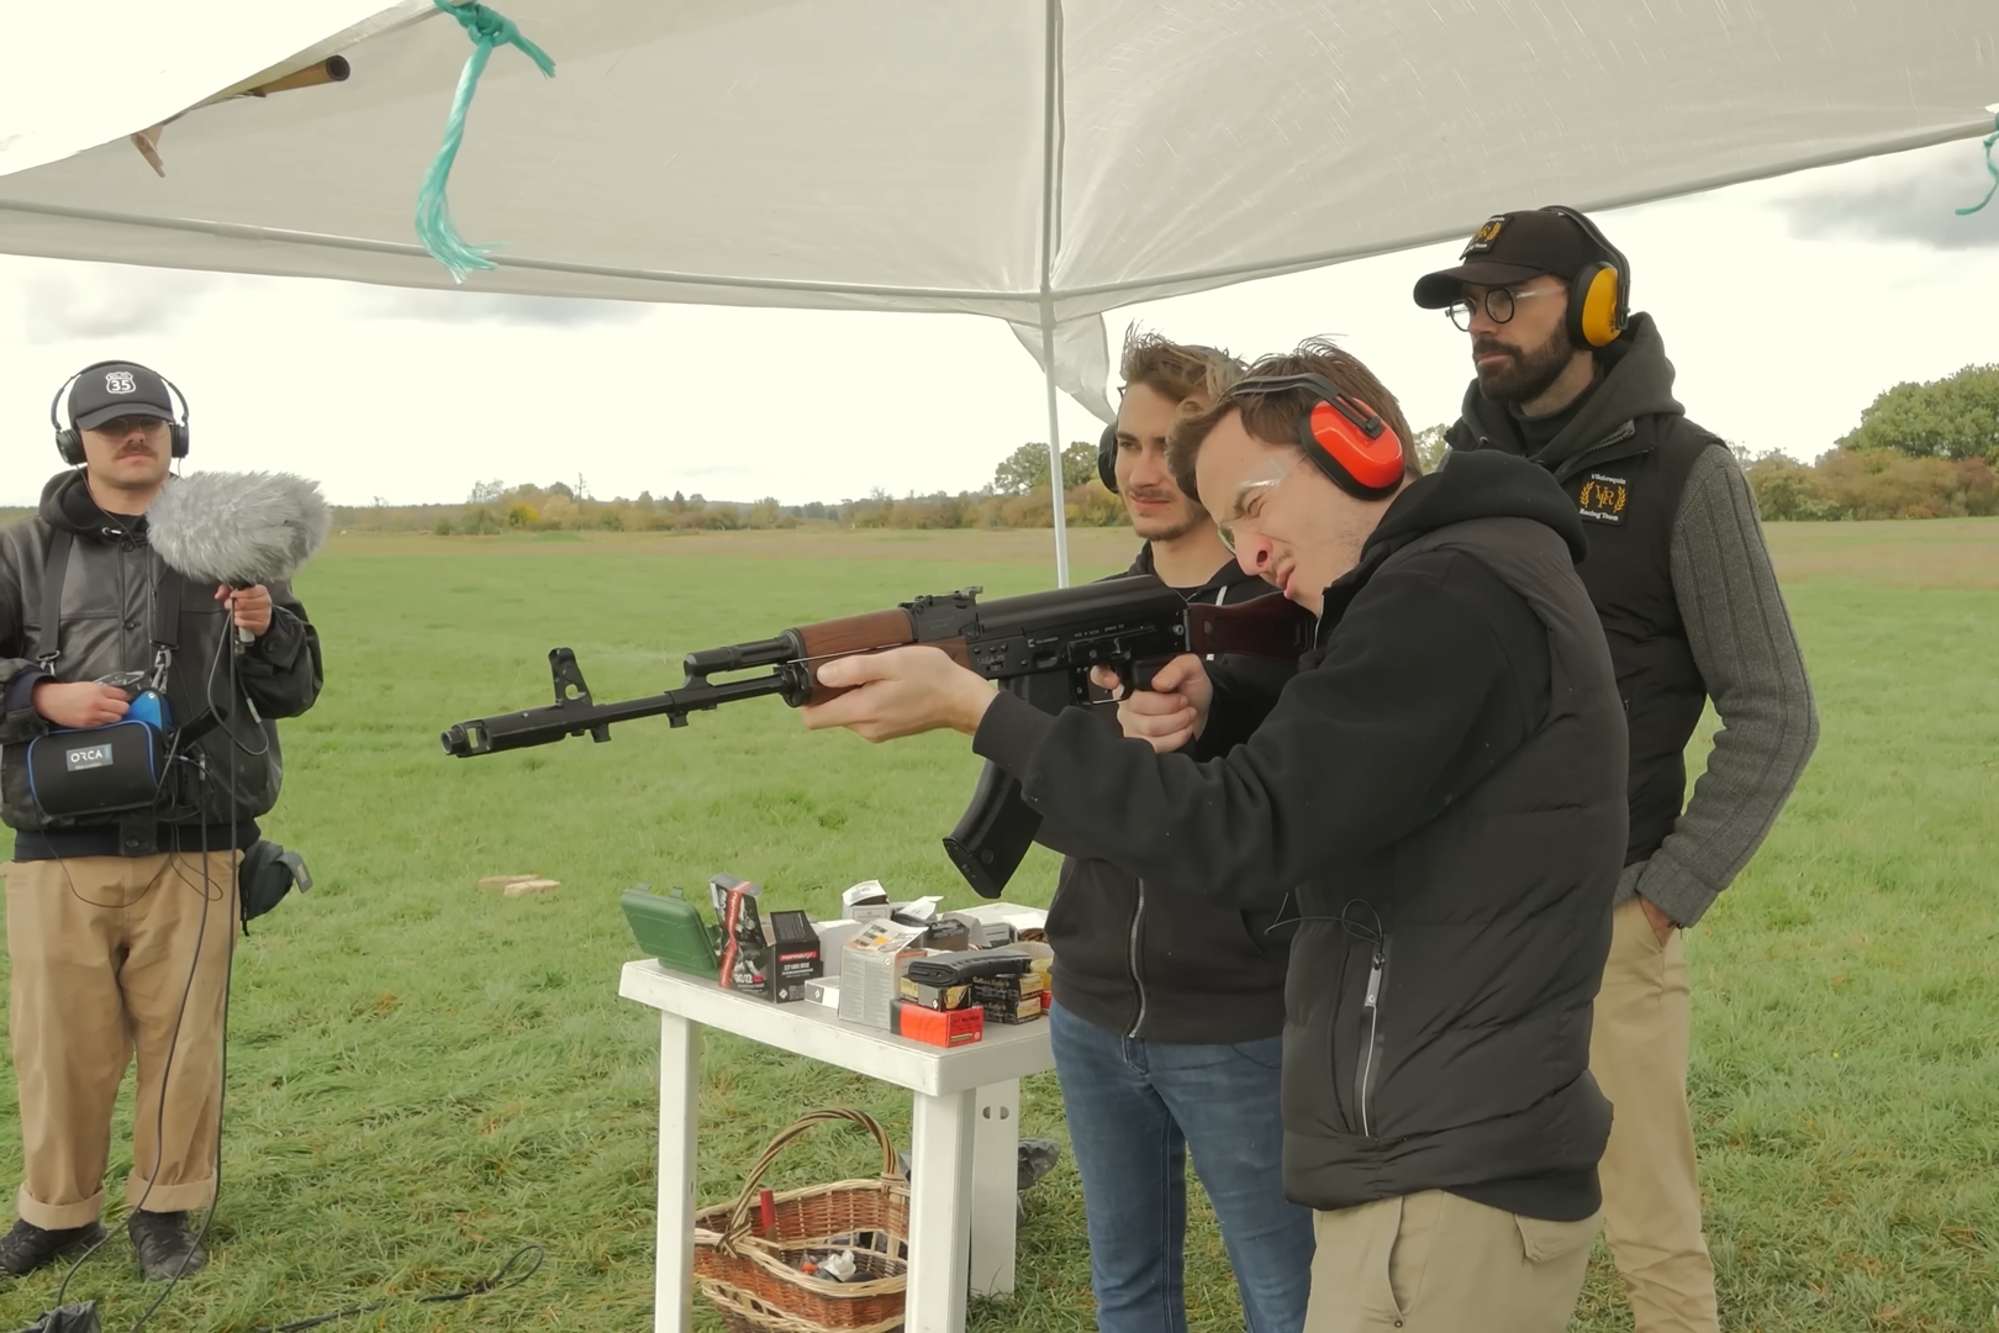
[1412,209,1618,308]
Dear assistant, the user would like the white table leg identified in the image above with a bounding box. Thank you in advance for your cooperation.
[905,1087,976,1333]
[655,1014,700,1333]
[968,1078,1019,1297]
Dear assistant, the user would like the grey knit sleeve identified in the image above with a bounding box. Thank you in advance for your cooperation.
[1632,444,1820,927]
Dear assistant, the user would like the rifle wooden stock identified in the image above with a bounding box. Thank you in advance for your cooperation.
[1186,595,1318,659]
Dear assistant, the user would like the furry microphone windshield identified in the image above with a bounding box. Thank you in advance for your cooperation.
[147,471,333,647]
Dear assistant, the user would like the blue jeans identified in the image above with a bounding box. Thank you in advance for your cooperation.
[1050,1000,1314,1333]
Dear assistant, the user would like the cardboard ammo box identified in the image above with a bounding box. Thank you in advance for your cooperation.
[813,919,863,977]
[837,922,927,1030]
[982,995,1046,1025]
[898,975,974,1011]
[893,999,984,1048]
[972,968,1048,1022]
[920,916,972,952]
[842,880,894,924]
[763,909,822,1004]
[716,881,770,994]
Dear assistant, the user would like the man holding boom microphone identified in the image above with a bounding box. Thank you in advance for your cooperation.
[801,339,1629,1331]
[0,360,324,1280]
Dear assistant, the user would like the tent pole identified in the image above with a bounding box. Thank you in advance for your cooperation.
[1040,310,1071,588]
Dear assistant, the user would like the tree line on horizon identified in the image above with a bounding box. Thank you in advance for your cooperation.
[9,364,1976,534]
[408,362,1996,532]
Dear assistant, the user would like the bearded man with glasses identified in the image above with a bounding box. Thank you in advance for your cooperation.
[1413,207,1819,1333]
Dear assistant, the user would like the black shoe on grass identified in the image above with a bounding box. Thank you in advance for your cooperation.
[127,1210,206,1282]
[0,1217,107,1277]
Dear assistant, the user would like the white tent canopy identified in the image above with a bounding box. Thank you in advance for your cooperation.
[4,0,1995,580]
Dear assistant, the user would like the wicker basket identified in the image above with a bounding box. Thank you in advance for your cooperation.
[692,1109,910,1333]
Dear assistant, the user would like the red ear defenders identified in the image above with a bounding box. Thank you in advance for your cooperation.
[1223,372,1406,500]
[49,360,191,466]
[1544,204,1632,350]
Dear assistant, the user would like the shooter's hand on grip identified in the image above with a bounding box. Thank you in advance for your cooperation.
[1089,653,1211,753]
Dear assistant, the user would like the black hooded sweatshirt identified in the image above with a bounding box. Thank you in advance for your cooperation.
[1045,543,1300,1046]
[0,470,323,858]
[973,449,1628,1220]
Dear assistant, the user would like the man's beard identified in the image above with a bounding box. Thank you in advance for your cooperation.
[1473,324,1576,405]
[1126,494,1205,544]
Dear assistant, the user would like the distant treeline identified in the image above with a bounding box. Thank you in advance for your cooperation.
[4,364,1992,532]
[1735,361,1998,521]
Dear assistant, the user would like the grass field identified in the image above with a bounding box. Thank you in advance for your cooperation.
[1,518,1995,1333]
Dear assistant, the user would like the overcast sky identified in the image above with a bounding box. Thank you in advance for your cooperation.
[3,136,1995,510]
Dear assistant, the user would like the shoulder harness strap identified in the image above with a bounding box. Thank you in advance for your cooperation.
[34,529,73,669]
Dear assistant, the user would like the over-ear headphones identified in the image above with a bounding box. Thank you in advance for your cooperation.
[50,360,191,466]
[1101,343,1240,495]
[1096,421,1121,493]
[1543,205,1631,350]
[1224,372,1406,501]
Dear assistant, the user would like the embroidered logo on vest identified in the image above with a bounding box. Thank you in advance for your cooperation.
[1577,472,1628,525]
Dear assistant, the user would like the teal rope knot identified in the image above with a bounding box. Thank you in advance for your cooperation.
[1957,112,1999,217]
[447,2,524,46]
[415,0,556,282]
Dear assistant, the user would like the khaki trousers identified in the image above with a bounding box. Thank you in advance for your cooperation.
[2,851,240,1230]
[1304,1189,1599,1332]
[1590,896,1720,1332]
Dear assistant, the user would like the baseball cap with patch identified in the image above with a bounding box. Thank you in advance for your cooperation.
[67,361,177,432]
[1412,209,1617,309]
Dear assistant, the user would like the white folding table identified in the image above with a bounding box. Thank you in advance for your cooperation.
[618,959,1056,1333]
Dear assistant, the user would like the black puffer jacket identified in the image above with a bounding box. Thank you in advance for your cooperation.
[1045,545,1300,1045]
[974,450,1627,1220]
[0,470,324,858]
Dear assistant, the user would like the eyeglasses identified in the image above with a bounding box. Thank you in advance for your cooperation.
[88,416,167,436]
[1215,454,1303,555]
[1445,285,1561,332]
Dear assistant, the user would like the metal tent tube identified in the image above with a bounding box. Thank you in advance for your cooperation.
[1041,309,1071,588]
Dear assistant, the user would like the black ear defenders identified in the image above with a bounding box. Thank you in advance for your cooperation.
[50,361,191,466]
[1100,343,1241,495]
[1096,421,1121,493]
[1223,372,1406,501]
[1544,205,1631,350]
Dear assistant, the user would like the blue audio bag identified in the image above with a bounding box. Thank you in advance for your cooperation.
[23,531,183,823]
[26,718,168,820]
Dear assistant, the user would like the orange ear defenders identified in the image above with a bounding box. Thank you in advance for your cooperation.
[1544,205,1631,350]
[1225,373,1406,501]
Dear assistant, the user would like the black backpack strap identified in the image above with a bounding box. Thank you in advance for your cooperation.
[34,529,72,669]
[151,557,182,653]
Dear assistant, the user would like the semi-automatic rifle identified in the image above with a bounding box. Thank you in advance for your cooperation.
[440,574,1314,897]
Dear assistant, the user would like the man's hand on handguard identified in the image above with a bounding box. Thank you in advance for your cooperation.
[801,647,997,743]
[1088,652,1211,754]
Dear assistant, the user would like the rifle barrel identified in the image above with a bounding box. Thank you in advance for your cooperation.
[441,671,790,756]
